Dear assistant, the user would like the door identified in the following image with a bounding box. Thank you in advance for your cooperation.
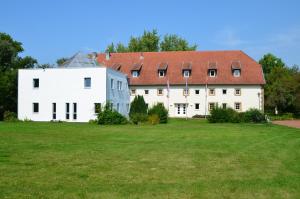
[175,104,187,117]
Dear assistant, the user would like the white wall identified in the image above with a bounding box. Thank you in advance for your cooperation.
[130,85,263,118]
[18,67,129,122]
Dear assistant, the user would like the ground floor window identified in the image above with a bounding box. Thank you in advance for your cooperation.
[33,103,39,113]
[209,102,216,111]
[66,103,70,119]
[52,103,56,119]
[117,103,120,112]
[234,102,241,111]
[94,103,101,114]
[222,103,227,109]
[195,103,200,110]
[73,103,77,119]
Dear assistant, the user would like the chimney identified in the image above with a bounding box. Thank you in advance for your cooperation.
[106,52,111,60]
[140,52,144,60]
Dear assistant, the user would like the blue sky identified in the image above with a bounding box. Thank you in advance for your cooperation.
[1,0,300,66]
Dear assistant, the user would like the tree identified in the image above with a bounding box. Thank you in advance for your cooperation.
[105,29,197,53]
[160,34,197,51]
[259,53,285,75]
[0,32,37,120]
[129,95,148,124]
[56,57,68,66]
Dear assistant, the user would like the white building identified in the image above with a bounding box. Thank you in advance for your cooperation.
[18,53,130,122]
[97,50,265,118]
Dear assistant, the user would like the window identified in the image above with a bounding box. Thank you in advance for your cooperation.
[117,81,122,90]
[94,103,101,114]
[111,79,114,89]
[33,103,39,113]
[209,103,216,111]
[235,88,241,96]
[222,103,227,109]
[66,103,70,119]
[234,102,241,111]
[195,90,200,95]
[117,103,120,112]
[157,89,163,96]
[195,103,200,110]
[52,103,56,119]
[132,71,139,77]
[33,78,39,88]
[144,90,149,95]
[183,89,189,96]
[233,69,241,77]
[209,69,216,77]
[84,77,91,88]
[131,89,136,95]
[183,104,186,115]
[222,89,227,95]
[126,104,129,113]
[209,88,215,96]
[158,70,165,77]
[183,70,190,77]
[73,103,77,120]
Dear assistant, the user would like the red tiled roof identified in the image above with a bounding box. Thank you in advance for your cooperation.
[97,50,265,85]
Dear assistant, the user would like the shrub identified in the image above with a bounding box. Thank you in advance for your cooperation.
[97,103,128,125]
[129,95,148,124]
[130,113,148,125]
[148,114,160,125]
[148,103,168,123]
[88,119,98,124]
[207,107,239,123]
[243,109,266,123]
[269,113,294,121]
[192,114,206,119]
[3,111,18,122]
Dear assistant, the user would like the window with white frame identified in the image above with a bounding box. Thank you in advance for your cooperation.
[234,102,241,111]
[209,102,216,111]
[209,69,216,77]
[65,103,70,119]
[222,103,227,109]
[52,103,56,119]
[158,70,165,77]
[131,89,136,95]
[157,89,163,96]
[233,69,241,77]
[132,71,139,77]
[183,89,189,96]
[33,78,39,88]
[144,90,149,95]
[111,79,114,89]
[209,88,215,96]
[73,103,77,120]
[84,77,91,88]
[117,103,120,112]
[235,88,241,96]
[183,70,190,77]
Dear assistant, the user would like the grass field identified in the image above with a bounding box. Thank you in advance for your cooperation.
[0,119,300,199]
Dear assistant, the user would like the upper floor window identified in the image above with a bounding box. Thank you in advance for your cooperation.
[33,78,39,88]
[209,69,216,77]
[209,88,215,96]
[235,88,241,96]
[183,70,190,77]
[195,89,200,95]
[157,89,163,96]
[117,81,122,90]
[183,89,189,96]
[144,90,149,95]
[111,79,114,89]
[131,89,136,95]
[222,89,227,95]
[84,77,91,88]
[132,71,139,77]
[233,69,241,77]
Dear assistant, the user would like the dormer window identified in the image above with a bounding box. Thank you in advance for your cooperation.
[157,62,168,78]
[233,69,241,77]
[182,62,192,78]
[183,70,190,77]
[159,70,165,77]
[209,69,216,77]
[131,63,142,78]
[208,62,217,77]
[132,71,139,77]
[231,61,242,77]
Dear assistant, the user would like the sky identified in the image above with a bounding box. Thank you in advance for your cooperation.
[1,0,300,66]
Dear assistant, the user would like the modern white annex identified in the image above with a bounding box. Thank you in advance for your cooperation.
[18,53,130,122]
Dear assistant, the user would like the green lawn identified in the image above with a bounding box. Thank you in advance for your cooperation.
[0,119,300,199]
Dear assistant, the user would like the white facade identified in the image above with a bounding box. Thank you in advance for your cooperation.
[18,67,130,122]
[130,85,263,118]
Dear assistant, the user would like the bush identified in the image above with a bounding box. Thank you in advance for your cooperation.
[3,111,18,122]
[148,103,168,123]
[192,114,206,119]
[244,109,266,123]
[97,103,128,125]
[130,113,148,125]
[148,114,160,125]
[207,107,239,123]
[269,113,294,121]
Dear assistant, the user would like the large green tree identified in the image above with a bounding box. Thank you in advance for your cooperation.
[259,53,285,76]
[0,32,37,120]
[105,29,197,53]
